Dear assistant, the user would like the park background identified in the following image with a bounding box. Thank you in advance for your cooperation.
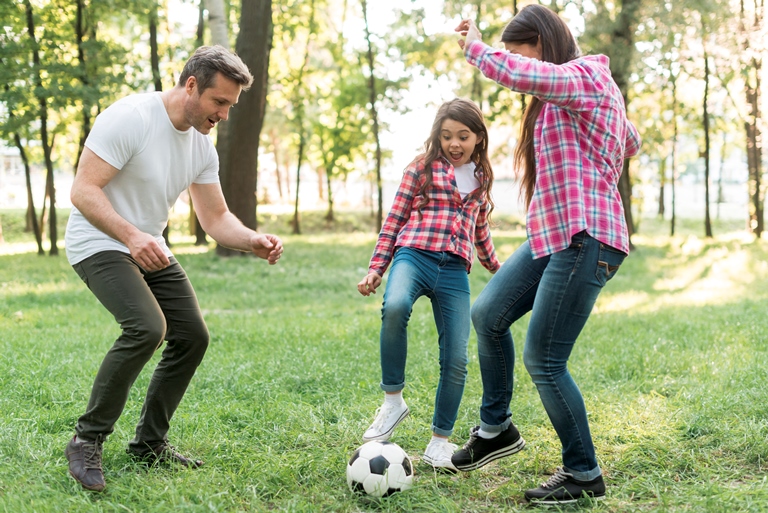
[2,0,768,512]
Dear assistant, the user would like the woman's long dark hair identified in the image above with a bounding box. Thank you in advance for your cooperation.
[417,98,494,219]
[502,4,581,209]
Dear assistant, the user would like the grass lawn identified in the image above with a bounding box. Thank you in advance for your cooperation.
[1,209,768,512]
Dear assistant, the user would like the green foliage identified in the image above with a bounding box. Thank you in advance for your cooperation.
[2,210,768,511]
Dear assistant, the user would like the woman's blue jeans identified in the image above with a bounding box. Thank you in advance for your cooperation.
[471,231,625,480]
[379,247,470,437]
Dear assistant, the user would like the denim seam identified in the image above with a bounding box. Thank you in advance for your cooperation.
[488,272,540,428]
[429,261,468,436]
[542,241,591,470]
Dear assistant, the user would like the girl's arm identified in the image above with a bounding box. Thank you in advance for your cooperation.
[474,201,500,273]
[367,162,420,277]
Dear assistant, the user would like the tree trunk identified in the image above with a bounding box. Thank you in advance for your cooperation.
[216,0,273,257]
[741,0,764,237]
[149,3,162,92]
[24,0,58,256]
[670,74,678,237]
[148,2,171,246]
[206,0,229,48]
[289,0,315,232]
[361,0,383,232]
[325,167,335,222]
[703,49,712,238]
[191,0,210,245]
[15,133,43,254]
[657,158,666,217]
[745,60,763,235]
[717,132,726,219]
[607,0,642,244]
[292,134,304,234]
[73,0,93,175]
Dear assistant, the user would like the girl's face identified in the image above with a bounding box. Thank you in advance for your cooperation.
[504,41,542,60]
[439,118,482,167]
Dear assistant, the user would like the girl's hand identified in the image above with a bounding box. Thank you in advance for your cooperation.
[357,272,382,296]
[455,19,482,51]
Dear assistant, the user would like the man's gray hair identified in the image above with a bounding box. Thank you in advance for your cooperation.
[178,45,254,92]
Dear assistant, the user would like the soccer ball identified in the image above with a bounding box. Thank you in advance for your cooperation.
[346,440,414,497]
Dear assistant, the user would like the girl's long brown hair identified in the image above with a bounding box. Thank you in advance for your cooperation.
[501,4,581,209]
[417,98,494,219]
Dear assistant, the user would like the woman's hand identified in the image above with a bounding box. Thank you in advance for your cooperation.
[455,19,482,51]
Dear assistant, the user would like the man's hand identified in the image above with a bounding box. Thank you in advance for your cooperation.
[455,19,483,51]
[357,272,382,296]
[250,233,283,264]
[127,231,170,272]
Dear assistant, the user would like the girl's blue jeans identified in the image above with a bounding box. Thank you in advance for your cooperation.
[471,231,625,480]
[379,247,470,437]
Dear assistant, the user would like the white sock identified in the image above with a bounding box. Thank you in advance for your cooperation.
[477,428,500,439]
[75,436,92,444]
[384,392,404,406]
[431,435,448,445]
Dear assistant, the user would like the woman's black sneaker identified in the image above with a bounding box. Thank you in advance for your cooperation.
[450,424,526,471]
[524,467,606,504]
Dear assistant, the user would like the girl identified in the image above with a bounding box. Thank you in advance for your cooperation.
[357,98,500,472]
[452,5,641,504]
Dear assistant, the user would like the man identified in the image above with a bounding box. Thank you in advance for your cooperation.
[64,45,283,492]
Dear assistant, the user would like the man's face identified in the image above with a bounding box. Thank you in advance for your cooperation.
[184,72,242,134]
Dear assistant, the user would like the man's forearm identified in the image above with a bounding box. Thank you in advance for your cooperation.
[72,185,140,246]
[204,211,257,252]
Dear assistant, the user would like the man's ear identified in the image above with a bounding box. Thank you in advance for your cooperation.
[185,76,198,95]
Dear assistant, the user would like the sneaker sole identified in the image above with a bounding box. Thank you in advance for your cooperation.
[362,408,410,442]
[421,455,458,473]
[526,493,605,505]
[454,436,526,471]
[68,469,105,492]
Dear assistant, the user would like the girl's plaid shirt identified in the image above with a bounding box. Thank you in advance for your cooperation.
[368,155,500,277]
[466,40,641,259]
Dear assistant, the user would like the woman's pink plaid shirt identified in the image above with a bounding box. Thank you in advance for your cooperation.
[368,155,500,277]
[466,40,641,259]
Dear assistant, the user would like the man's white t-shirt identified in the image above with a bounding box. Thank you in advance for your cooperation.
[453,163,481,199]
[65,92,219,265]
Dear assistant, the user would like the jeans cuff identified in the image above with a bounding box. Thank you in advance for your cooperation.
[564,465,602,482]
[479,417,511,433]
[380,382,405,393]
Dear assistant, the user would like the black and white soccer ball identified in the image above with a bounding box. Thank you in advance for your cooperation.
[346,440,414,497]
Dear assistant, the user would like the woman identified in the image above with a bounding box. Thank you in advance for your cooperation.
[451,5,641,504]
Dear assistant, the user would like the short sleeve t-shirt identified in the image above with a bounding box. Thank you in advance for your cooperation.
[65,92,219,265]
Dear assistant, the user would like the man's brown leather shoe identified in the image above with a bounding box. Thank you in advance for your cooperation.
[65,436,106,492]
[128,442,203,468]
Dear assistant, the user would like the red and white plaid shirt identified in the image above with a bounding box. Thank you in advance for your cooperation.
[368,154,499,276]
[466,40,641,259]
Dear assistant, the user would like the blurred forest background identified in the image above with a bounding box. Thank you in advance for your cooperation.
[0,0,765,255]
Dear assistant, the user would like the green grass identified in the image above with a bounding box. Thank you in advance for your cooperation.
[2,210,768,512]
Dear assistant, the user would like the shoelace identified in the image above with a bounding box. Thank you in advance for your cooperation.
[370,404,401,430]
[461,428,480,450]
[83,441,104,470]
[429,442,458,459]
[150,442,180,458]
[540,467,572,489]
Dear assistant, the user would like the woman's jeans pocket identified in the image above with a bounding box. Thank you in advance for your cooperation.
[595,243,626,286]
